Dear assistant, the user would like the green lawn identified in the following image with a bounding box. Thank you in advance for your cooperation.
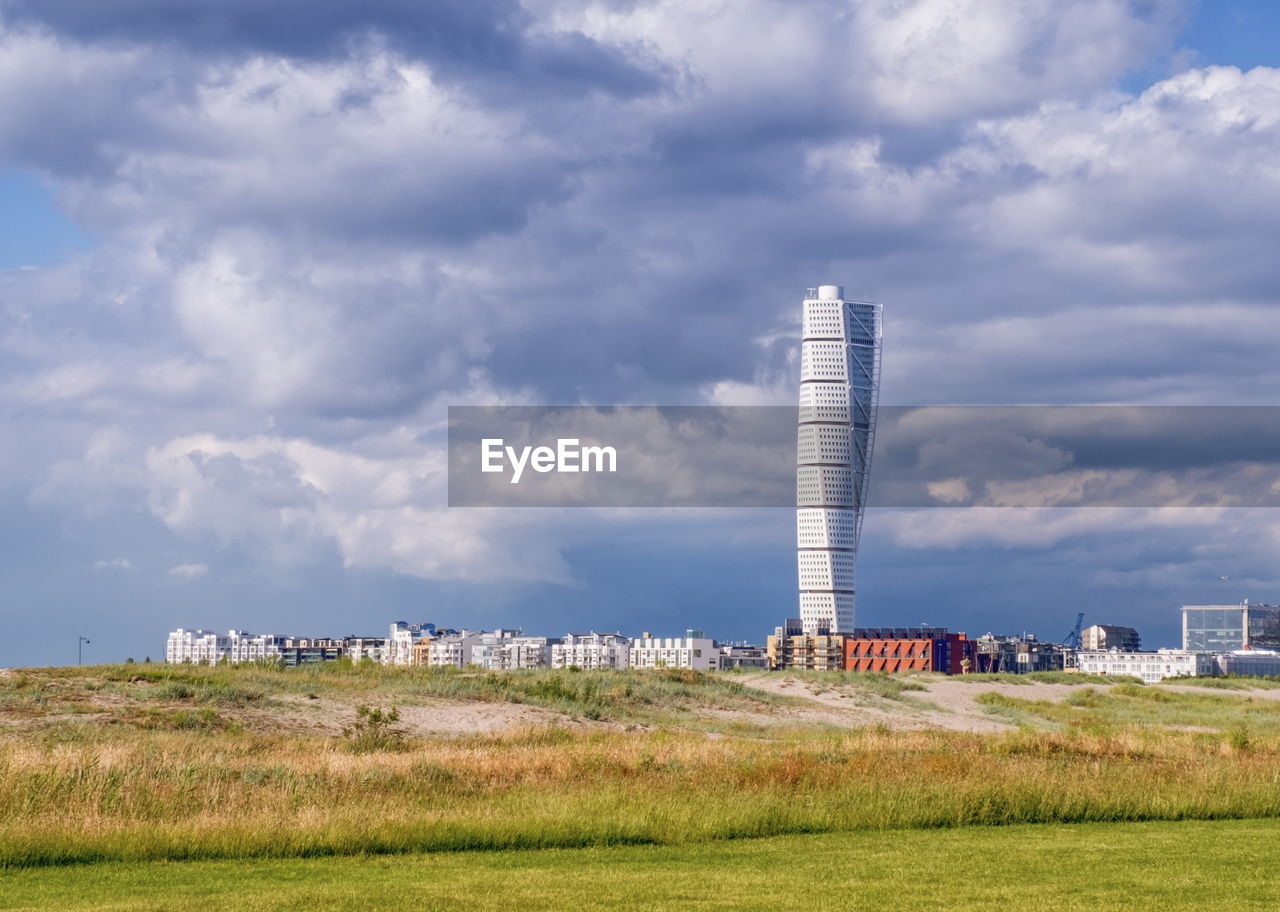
[4,819,1279,912]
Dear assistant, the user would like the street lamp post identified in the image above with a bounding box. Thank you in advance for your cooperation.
[78,636,91,666]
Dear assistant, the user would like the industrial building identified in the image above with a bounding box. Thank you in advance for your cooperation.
[1182,602,1280,653]
[1216,650,1280,677]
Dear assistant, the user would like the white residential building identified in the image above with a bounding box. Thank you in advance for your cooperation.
[227,632,287,663]
[468,629,522,670]
[166,629,230,664]
[469,630,558,670]
[387,621,438,665]
[1079,624,1141,652]
[166,628,285,665]
[166,627,395,665]
[425,631,483,668]
[797,284,883,635]
[629,631,718,670]
[501,638,557,669]
[551,632,630,670]
[1075,649,1217,683]
[344,637,389,664]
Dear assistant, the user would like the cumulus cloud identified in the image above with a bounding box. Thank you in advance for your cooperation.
[143,431,573,583]
[165,562,208,580]
[8,7,1274,424]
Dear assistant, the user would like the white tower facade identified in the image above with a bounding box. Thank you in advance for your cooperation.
[797,285,882,635]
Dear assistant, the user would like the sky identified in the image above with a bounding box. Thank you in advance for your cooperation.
[2,0,1279,666]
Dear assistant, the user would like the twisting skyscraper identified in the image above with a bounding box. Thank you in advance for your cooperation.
[796,285,882,635]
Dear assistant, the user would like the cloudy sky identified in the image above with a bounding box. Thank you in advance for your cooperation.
[2,0,1279,665]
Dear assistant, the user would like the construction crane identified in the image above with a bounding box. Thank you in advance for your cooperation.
[1062,612,1084,650]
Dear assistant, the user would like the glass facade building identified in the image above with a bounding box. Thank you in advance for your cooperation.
[1182,603,1280,653]
[796,285,882,635]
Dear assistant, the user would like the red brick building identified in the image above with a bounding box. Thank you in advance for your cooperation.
[843,627,973,675]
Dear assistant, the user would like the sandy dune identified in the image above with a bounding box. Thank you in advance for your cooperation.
[6,667,1275,738]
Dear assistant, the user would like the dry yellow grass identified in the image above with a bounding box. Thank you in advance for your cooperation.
[5,664,1280,868]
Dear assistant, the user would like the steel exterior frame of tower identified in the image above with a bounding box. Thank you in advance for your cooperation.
[796,284,882,635]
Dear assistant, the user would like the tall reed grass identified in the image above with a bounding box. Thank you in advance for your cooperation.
[3,721,1278,869]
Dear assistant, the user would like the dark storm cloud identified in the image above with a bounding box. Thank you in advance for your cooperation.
[1,0,667,99]
[446,406,1280,508]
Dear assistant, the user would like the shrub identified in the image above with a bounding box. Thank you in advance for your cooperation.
[1066,688,1106,708]
[156,683,195,701]
[343,705,409,753]
[124,707,241,733]
[657,668,706,685]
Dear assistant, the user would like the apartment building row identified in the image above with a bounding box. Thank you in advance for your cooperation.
[166,624,769,671]
[764,605,1280,682]
[767,623,979,674]
[164,630,385,666]
[764,614,1123,675]
[166,601,1280,682]
[162,621,1145,678]
[762,624,1224,682]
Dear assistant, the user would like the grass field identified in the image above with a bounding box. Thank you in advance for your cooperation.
[974,681,1280,736]
[3,819,1279,911]
[5,663,1280,908]
[949,670,1136,685]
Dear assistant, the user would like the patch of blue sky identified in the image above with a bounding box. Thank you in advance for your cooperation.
[1121,1,1280,95]
[0,171,93,270]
